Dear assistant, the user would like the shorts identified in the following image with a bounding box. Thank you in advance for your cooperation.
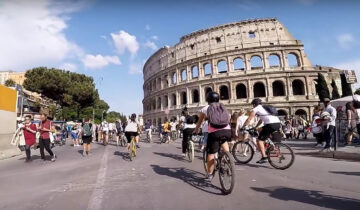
[71,132,78,140]
[125,132,139,143]
[207,129,231,154]
[82,136,92,144]
[258,123,281,141]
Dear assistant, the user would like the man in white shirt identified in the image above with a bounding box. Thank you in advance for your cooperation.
[322,98,337,151]
[241,98,281,164]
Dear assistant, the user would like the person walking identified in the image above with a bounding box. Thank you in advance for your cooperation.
[312,106,324,147]
[81,118,93,156]
[345,102,358,145]
[39,113,56,161]
[322,98,337,152]
[71,124,80,146]
[22,115,37,162]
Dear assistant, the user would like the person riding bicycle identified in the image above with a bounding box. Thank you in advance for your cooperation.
[101,120,109,144]
[125,113,141,150]
[181,107,196,157]
[144,120,152,142]
[195,91,231,180]
[241,98,281,164]
[162,118,171,143]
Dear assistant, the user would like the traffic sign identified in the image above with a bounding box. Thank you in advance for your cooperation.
[344,70,358,84]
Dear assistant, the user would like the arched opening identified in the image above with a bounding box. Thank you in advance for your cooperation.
[219,85,229,100]
[181,91,187,105]
[164,95,168,107]
[158,118,162,126]
[250,55,263,69]
[254,82,266,97]
[152,81,156,91]
[152,100,156,110]
[236,83,247,99]
[288,53,300,67]
[217,60,228,73]
[181,69,187,81]
[292,80,305,95]
[172,72,177,84]
[204,63,212,75]
[277,110,287,116]
[172,94,176,106]
[205,87,212,97]
[268,54,281,68]
[157,97,161,109]
[233,58,245,71]
[272,81,285,96]
[192,89,199,103]
[163,76,169,88]
[295,109,307,120]
[192,66,198,79]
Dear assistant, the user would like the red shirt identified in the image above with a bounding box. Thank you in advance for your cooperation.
[40,119,51,139]
[23,123,37,146]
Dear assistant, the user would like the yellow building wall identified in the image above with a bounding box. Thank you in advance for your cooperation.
[8,72,25,85]
[0,84,17,112]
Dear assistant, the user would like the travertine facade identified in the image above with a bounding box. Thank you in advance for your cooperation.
[142,18,331,125]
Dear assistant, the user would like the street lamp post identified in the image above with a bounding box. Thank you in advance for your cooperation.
[101,110,106,122]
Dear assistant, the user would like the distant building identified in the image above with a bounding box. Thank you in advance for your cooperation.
[0,71,26,85]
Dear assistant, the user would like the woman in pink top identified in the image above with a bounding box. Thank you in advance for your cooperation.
[39,113,56,162]
[22,115,37,162]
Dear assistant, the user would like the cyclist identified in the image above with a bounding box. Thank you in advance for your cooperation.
[170,118,178,141]
[195,91,231,180]
[162,118,171,143]
[241,98,281,164]
[144,120,152,142]
[101,120,109,144]
[181,108,196,157]
[115,119,122,144]
[125,113,141,150]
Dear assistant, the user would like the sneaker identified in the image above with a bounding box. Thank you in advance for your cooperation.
[314,144,322,148]
[182,153,186,157]
[256,157,268,164]
[205,173,214,181]
[51,154,56,162]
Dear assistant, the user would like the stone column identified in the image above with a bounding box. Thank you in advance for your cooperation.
[281,50,288,70]
[245,55,251,72]
[199,84,204,104]
[263,53,269,70]
[247,79,252,101]
[198,62,203,78]
[187,66,191,81]
[212,59,217,76]
[227,56,233,73]
[186,87,190,106]
[305,76,311,98]
[266,78,272,101]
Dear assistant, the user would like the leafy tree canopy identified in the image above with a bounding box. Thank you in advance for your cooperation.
[5,79,16,87]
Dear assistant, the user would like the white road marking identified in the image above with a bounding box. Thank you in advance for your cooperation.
[87,146,108,210]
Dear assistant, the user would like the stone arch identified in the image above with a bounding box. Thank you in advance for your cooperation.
[233,57,245,71]
[192,89,200,103]
[277,109,288,116]
[217,60,228,73]
[157,97,162,109]
[181,69,187,81]
[250,55,263,69]
[268,54,281,68]
[272,80,285,96]
[292,79,305,95]
[219,85,229,100]
[236,83,247,99]
[163,75,169,88]
[171,93,177,106]
[181,91,187,105]
[204,63,212,75]
[191,65,199,79]
[205,87,213,97]
[172,72,177,84]
[152,99,156,110]
[288,53,300,67]
[253,82,266,97]
[295,109,307,120]
[163,95,168,107]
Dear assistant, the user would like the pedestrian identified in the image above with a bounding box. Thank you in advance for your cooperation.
[321,98,337,152]
[22,115,37,162]
[284,120,292,139]
[345,102,358,145]
[235,109,248,141]
[39,113,56,161]
[312,106,324,147]
[81,118,93,156]
[181,108,196,157]
[71,124,80,146]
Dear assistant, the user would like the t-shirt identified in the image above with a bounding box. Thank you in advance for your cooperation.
[170,122,177,131]
[125,121,138,132]
[200,105,230,133]
[163,122,171,132]
[236,115,248,130]
[23,123,37,146]
[40,120,51,139]
[202,121,208,133]
[145,122,151,129]
[324,105,337,126]
[252,105,280,125]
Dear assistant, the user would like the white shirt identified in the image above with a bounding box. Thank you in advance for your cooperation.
[180,116,186,128]
[170,122,177,131]
[252,105,280,125]
[236,115,248,129]
[324,104,337,126]
[356,109,360,124]
[202,121,208,133]
[125,121,138,132]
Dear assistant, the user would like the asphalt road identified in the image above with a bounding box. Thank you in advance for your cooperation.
[0,135,359,210]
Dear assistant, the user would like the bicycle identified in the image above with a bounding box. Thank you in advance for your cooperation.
[160,132,169,144]
[232,128,295,170]
[202,137,236,195]
[145,130,152,143]
[129,136,137,161]
[117,132,127,147]
[191,135,204,150]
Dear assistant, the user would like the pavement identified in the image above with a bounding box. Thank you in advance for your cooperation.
[0,135,359,210]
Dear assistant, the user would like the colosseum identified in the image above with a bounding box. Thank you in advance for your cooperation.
[142,18,342,125]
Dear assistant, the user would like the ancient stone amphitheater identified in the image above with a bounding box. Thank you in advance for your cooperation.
[142,18,334,125]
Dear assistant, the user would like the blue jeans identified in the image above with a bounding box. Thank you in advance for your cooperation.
[202,132,208,145]
[324,125,335,148]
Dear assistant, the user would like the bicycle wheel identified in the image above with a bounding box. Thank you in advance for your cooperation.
[203,149,208,173]
[218,151,236,195]
[232,141,254,164]
[267,143,295,170]
[188,141,194,162]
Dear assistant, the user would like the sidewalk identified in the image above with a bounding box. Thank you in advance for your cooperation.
[285,138,360,161]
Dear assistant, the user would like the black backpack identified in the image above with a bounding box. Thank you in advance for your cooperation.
[263,105,278,116]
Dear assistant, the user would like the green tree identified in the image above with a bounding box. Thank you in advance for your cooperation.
[341,73,353,97]
[331,79,340,99]
[316,73,330,101]
[4,79,16,87]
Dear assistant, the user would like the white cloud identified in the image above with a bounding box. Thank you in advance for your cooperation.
[151,35,158,40]
[82,54,121,69]
[110,30,139,57]
[337,33,357,49]
[59,62,77,72]
[101,35,107,40]
[145,40,158,51]
[145,24,151,31]
[0,0,84,71]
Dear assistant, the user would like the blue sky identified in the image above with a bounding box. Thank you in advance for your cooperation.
[1,0,360,115]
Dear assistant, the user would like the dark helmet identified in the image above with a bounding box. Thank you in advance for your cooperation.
[251,98,262,106]
[131,113,136,120]
[206,91,219,103]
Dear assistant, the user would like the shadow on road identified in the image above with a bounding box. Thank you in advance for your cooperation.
[114,151,131,161]
[329,171,360,176]
[153,152,187,162]
[18,155,42,161]
[150,164,223,195]
[251,186,360,209]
